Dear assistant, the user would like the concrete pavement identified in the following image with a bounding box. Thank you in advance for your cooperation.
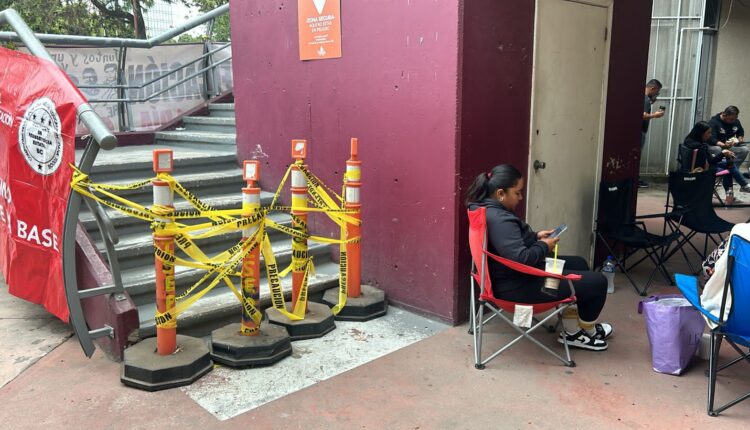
[0,275,72,389]
[1,185,749,428]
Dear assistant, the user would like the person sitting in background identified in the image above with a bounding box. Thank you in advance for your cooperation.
[708,106,747,178]
[678,121,750,202]
[465,164,612,351]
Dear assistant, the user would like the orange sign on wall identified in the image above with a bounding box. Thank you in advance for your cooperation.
[298,0,342,61]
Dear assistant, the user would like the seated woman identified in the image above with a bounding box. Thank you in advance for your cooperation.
[679,121,750,200]
[466,164,612,351]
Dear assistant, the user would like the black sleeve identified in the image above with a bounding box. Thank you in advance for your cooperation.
[737,119,744,138]
[708,118,721,146]
[706,144,724,163]
[487,215,548,267]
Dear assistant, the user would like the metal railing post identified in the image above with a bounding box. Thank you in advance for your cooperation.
[117,47,127,132]
[202,40,211,100]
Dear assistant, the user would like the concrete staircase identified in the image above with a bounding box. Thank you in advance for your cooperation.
[77,102,339,339]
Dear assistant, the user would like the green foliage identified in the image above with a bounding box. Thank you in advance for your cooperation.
[0,0,133,37]
[186,0,230,41]
[0,0,230,41]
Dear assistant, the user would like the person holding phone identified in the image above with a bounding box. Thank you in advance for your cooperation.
[640,79,666,188]
[466,164,612,351]
[707,106,748,179]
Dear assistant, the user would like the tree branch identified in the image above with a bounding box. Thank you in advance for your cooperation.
[89,0,134,21]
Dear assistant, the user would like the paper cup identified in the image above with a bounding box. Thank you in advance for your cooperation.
[542,257,566,295]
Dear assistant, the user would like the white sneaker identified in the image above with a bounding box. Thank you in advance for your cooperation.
[558,330,608,351]
[591,323,613,340]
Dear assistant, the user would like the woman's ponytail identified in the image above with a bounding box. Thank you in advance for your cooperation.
[465,164,522,206]
[465,173,490,205]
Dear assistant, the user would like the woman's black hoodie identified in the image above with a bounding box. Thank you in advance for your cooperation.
[468,198,549,293]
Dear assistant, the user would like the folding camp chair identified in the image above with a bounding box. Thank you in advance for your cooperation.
[675,234,750,416]
[595,178,680,296]
[676,143,734,207]
[467,207,580,369]
[662,171,734,268]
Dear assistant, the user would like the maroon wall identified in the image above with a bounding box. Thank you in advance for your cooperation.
[455,0,654,318]
[455,1,535,321]
[601,0,654,183]
[229,0,653,324]
[594,0,654,264]
[229,0,462,322]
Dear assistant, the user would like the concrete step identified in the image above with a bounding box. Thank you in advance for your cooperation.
[119,224,326,272]
[77,99,337,342]
[124,239,333,306]
[82,143,238,182]
[208,103,235,118]
[182,116,236,133]
[81,190,277,233]
[136,260,340,338]
[155,131,236,146]
[96,212,292,263]
[80,168,247,209]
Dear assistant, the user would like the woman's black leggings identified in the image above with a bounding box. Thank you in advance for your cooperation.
[495,255,608,322]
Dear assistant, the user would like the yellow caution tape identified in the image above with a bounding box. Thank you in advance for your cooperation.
[261,232,306,320]
[297,163,343,203]
[154,228,263,328]
[71,156,360,326]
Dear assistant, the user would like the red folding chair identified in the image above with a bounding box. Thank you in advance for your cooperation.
[467,207,580,368]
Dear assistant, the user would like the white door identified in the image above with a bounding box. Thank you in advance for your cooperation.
[527,0,610,261]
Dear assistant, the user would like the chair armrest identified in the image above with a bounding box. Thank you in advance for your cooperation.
[484,250,583,281]
[674,273,720,324]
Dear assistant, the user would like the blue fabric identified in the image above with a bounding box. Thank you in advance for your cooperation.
[725,236,750,345]
[676,236,750,348]
[674,273,719,324]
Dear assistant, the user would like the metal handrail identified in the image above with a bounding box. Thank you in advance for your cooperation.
[77,42,230,91]
[87,55,231,104]
[0,9,116,149]
[0,3,232,358]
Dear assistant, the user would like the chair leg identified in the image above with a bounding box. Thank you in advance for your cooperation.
[708,332,720,416]
[661,229,698,274]
[622,242,675,296]
[468,279,477,335]
[714,349,749,373]
[707,337,750,415]
[475,302,485,370]
[597,234,643,295]
[714,340,750,372]
[558,310,575,367]
[651,245,675,287]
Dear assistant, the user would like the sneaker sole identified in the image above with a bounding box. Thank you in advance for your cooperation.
[557,337,608,351]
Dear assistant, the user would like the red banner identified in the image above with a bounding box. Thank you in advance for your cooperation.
[0,47,87,322]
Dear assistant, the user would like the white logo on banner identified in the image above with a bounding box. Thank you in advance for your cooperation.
[313,0,327,14]
[18,97,63,176]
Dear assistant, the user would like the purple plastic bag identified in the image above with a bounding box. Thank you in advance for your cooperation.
[638,294,706,375]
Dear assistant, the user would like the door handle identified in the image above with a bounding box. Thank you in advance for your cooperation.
[533,160,546,171]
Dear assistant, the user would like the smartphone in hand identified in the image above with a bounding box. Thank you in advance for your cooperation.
[549,223,567,239]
